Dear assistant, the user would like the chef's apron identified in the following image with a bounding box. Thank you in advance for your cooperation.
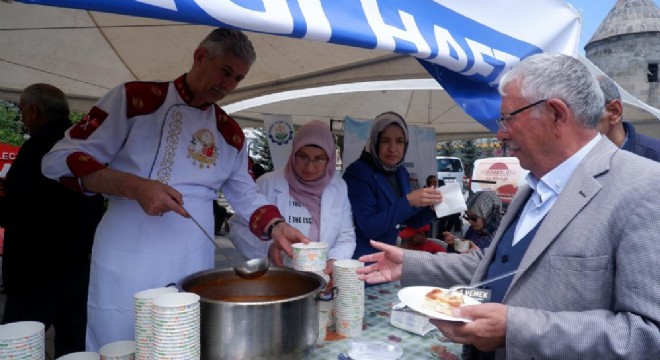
[86,104,229,351]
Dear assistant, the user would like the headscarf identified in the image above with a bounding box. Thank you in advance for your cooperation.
[284,120,336,242]
[466,191,502,235]
[361,111,409,173]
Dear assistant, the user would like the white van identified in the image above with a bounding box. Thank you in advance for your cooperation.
[436,156,465,189]
[469,157,529,207]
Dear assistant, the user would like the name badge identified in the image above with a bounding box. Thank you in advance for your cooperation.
[457,288,492,303]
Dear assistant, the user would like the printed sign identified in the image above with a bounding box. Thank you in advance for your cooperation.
[0,143,20,179]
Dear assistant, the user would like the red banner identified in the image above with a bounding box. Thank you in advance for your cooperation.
[0,143,20,178]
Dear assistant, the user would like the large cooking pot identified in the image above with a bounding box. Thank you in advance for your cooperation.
[181,266,326,360]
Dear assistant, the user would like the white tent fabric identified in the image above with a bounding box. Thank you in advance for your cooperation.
[1,0,659,140]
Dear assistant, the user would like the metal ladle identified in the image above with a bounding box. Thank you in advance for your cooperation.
[186,209,269,279]
[233,257,270,279]
[187,211,223,253]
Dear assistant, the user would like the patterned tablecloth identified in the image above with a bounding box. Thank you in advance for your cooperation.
[309,282,463,360]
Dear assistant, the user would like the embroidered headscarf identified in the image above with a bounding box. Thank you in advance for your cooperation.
[284,120,336,242]
[362,111,409,173]
[466,191,503,235]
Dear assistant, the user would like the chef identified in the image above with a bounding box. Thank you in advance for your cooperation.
[41,28,307,351]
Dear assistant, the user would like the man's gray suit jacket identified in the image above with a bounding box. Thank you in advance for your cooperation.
[401,138,660,359]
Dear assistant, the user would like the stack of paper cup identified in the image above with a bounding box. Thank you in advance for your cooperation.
[56,352,100,360]
[98,340,135,360]
[134,287,178,360]
[319,296,335,328]
[150,292,200,360]
[333,259,364,337]
[318,311,329,342]
[292,242,332,340]
[0,321,45,360]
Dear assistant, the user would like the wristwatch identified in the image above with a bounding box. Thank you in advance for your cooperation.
[266,219,286,238]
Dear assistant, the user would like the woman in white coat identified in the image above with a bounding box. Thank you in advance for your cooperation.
[229,120,356,278]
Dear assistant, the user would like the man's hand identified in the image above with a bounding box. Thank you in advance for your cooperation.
[132,177,187,217]
[268,221,309,266]
[430,303,507,352]
[82,168,187,217]
[355,240,404,283]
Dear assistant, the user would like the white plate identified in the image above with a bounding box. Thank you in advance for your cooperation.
[397,286,479,322]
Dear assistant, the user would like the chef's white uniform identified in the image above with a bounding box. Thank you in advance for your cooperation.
[42,76,282,351]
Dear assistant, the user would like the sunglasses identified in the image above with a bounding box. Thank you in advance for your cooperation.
[463,214,479,222]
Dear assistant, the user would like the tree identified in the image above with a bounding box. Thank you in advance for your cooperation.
[0,99,87,146]
[436,140,460,156]
[460,139,479,177]
[0,100,26,146]
[249,127,274,172]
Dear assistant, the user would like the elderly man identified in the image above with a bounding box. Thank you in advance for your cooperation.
[1,84,105,358]
[42,28,308,351]
[356,53,660,359]
[596,75,660,161]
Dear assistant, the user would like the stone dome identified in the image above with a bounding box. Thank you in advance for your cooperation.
[587,0,660,45]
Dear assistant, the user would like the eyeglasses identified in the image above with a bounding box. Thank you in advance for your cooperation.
[496,99,547,132]
[295,153,329,166]
[463,214,479,222]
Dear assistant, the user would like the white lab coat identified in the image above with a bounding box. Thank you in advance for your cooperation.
[229,168,356,261]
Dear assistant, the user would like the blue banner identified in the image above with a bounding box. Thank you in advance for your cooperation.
[16,0,579,132]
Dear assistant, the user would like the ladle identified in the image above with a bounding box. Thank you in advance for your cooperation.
[187,211,223,253]
[185,208,269,279]
[233,258,269,279]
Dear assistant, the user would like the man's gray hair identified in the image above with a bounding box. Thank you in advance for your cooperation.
[21,83,70,121]
[597,75,621,103]
[498,53,604,128]
[199,28,256,66]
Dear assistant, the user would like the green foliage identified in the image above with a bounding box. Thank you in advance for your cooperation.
[436,137,501,178]
[249,127,274,172]
[0,100,26,146]
[461,139,479,176]
[0,99,87,146]
[70,111,85,124]
[436,140,460,156]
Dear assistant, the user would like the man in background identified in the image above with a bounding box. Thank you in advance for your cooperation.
[0,84,104,358]
[597,75,660,161]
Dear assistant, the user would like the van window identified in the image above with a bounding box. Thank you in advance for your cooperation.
[437,158,463,172]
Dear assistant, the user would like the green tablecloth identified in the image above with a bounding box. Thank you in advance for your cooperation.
[309,282,462,359]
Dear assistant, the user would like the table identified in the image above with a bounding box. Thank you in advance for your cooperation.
[309,282,463,359]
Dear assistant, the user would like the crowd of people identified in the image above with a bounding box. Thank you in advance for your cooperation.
[1,28,660,360]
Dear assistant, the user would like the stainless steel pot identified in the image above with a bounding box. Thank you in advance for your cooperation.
[181,266,326,360]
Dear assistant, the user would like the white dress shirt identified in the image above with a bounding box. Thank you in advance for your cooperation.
[513,134,601,245]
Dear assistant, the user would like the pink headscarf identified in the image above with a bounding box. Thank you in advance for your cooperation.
[284,120,336,242]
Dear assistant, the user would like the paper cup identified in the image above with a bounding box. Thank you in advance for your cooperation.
[336,317,363,337]
[292,242,328,271]
[56,352,100,360]
[455,239,470,253]
[99,340,135,360]
[0,321,45,340]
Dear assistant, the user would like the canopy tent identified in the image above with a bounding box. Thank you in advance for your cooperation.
[2,0,660,140]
